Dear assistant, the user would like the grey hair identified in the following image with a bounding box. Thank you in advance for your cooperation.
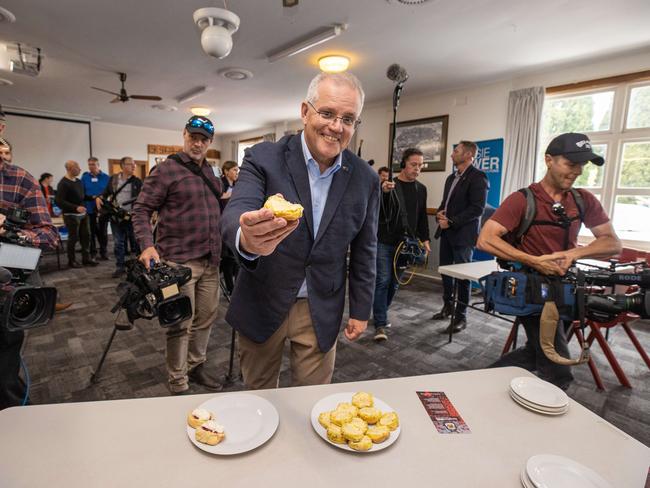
[305,72,365,113]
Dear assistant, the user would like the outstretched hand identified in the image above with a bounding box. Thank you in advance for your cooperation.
[239,206,300,256]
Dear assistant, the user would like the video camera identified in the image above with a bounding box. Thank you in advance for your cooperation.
[112,259,192,327]
[0,207,57,332]
[98,196,132,225]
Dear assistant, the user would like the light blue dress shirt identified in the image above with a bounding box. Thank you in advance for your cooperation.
[236,132,342,298]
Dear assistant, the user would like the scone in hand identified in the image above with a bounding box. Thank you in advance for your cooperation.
[195,420,226,446]
[264,194,304,221]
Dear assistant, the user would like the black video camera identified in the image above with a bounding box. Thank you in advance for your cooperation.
[397,236,427,269]
[574,264,650,323]
[113,259,192,327]
[98,196,132,225]
[0,206,57,331]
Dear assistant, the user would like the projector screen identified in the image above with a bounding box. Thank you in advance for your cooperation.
[3,113,91,184]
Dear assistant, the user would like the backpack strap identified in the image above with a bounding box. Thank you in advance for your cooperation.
[168,154,222,201]
[515,187,536,242]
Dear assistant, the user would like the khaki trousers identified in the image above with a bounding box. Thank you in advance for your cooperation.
[238,299,337,389]
[165,258,220,392]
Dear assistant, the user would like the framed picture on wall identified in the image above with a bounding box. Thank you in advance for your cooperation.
[389,115,449,172]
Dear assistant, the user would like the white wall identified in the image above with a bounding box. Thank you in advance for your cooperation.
[357,48,650,208]
[218,120,303,162]
[92,121,222,170]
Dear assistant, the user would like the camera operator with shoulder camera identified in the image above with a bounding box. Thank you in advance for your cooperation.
[132,116,223,395]
[372,148,430,342]
[0,147,59,409]
[97,157,142,278]
[477,133,622,389]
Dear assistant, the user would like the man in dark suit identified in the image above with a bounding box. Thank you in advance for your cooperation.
[432,140,488,334]
[221,72,379,389]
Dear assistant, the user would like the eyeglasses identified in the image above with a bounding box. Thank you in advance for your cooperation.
[307,101,361,129]
[187,117,215,136]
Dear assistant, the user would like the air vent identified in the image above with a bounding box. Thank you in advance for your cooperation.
[218,67,253,81]
[0,7,16,23]
[151,104,178,112]
[386,0,431,4]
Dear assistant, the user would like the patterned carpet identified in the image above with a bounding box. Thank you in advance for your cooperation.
[19,250,650,448]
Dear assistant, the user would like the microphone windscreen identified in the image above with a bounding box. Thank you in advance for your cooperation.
[386,64,408,83]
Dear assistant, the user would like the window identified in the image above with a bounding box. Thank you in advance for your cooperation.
[237,137,264,166]
[538,79,650,248]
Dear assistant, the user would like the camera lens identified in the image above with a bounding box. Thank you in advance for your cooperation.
[10,289,42,323]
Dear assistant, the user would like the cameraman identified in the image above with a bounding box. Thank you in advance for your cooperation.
[477,133,621,389]
[132,116,223,395]
[372,148,430,341]
[0,149,58,409]
[98,157,142,278]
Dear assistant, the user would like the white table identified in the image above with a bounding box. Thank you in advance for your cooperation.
[0,367,648,488]
[438,259,499,282]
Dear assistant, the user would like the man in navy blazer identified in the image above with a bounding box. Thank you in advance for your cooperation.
[221,72,379,389]
[432,140,488,334]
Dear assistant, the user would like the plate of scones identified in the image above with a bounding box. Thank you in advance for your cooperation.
[186,393,279,455]
[310,391,400,452]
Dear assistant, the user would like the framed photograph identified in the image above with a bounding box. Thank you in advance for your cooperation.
[389,115,449,172]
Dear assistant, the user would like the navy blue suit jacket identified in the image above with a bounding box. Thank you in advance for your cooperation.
[221,134,380,352]
[435,164,488,246]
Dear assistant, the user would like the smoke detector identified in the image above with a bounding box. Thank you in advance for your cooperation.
[0,7,16,23]
[218,67,253,81]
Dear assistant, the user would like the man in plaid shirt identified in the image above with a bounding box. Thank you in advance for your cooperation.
[0,153,59,409]
[133,116,223,395]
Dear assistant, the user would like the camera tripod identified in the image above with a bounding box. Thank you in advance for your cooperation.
[90,275,241,385]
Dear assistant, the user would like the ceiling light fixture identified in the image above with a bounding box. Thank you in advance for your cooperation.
[193,7,240,59]
[267,24,347,63]
[0,78,13,86]
[0,6,16,24]
[318,55,350,73]
[218,67,253,81]
[175,86,208,104]
[190,107,211,117]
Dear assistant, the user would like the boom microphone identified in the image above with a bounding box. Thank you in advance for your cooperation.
[386,64,409,84]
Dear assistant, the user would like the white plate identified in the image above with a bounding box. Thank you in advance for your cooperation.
[526,454,614,488]
[310,392,401,452]
[510,377,569,409]
[510,391,568,416]
[520,467,535,488]
[510,390,569,414]
[186,393,279,455]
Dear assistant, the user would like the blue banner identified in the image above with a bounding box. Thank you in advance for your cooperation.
[472,138,503,262]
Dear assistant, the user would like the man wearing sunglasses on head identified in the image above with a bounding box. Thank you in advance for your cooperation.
[221,72,379,389]
[132,116,224,395]
[477,132,621,389]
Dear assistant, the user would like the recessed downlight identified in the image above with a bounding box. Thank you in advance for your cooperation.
[318,55,350,73]
[218,67,253,81]
[190,107,211,117]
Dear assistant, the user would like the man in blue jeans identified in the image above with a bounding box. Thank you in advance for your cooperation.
[372,148,430,341]
[97,157,142,277]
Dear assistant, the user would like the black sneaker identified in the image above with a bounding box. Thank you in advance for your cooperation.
[112,268,125,278]
[99,254,110,261]
[374,327,388,342]
[431,304,452,320]
[189,364,224,391]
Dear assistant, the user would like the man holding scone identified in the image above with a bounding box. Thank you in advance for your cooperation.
[221,72,380,389]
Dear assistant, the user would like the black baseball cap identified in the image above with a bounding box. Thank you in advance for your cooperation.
[545,132,604,166]
[185,116,214,139]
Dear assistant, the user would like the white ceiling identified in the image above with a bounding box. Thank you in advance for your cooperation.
[1,0,649,135]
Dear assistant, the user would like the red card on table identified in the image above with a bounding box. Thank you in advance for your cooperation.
[416,391,471,434]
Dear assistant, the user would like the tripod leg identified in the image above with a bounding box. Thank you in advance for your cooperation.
[224,327,238,385]
[90,326,119,384]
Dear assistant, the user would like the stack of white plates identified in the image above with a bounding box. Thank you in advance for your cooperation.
[509,377,569,415]
[520,454,613,488]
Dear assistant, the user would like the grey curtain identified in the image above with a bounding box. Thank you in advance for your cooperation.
[501,86,545,200]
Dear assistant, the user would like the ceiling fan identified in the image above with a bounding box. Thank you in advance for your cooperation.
[91,72,162,103]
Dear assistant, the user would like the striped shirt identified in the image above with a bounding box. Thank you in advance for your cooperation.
[132,152,222,266]
[0,161,59,250]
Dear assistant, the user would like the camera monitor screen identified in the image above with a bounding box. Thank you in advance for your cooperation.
[0,242,42,271]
